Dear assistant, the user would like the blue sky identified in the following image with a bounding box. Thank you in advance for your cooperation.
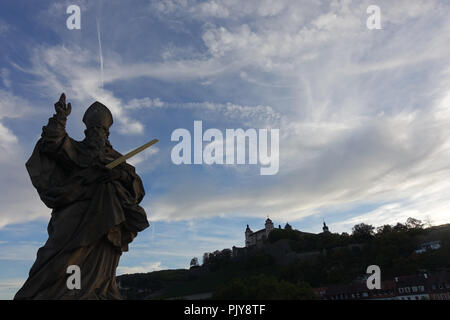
[1,0,450,299]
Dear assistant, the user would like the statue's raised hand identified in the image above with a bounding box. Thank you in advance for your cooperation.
[54,93,72,118]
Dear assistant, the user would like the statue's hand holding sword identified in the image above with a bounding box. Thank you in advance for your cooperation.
[95,139,159,184]
[105,139,159,169]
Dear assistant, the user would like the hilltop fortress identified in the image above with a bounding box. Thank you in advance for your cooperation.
[231,218,331,260]
[244,218,330,248]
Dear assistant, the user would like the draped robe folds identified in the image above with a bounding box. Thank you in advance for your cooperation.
[14,113,149,300]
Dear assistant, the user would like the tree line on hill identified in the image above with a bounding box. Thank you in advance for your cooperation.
[195,218,449,298]
[118,217,449,299]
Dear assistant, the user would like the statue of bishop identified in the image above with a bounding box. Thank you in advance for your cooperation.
[14,93,149,299]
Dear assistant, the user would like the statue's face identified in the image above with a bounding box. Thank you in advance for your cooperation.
[86,125,109,139]
[84,126,109,150]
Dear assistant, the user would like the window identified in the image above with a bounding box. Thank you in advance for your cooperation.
[432,284,436,290]
[412,286,418,292]
[398,288,404,294]
[419,286,424,292]
[405,287,411,293]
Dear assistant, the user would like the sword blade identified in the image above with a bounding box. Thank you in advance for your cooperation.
[106,139,159,169]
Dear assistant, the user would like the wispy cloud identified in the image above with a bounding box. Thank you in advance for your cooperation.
[0,90,48,228]
[117,261,164,275]
[1,1,450,281]
[0,278,25,300]
[1,69,11,88]
[0,242,41,261]
[0,19,9,35]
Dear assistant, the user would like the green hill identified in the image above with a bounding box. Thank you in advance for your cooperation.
[117,219,450,299]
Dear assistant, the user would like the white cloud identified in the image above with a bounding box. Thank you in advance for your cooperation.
[0,90,32,120]
[124,97,165,110]
[137,0,450,229]
[123,94,282,127]
[0,90,49,228]
[127,146,160,169]
[1,69,11,88]
[0,243,41,261]
[116,261,163,275]
[0,19,9,35]
[0,278,25,300]
[19,46,145,135]
[3,0,450,232]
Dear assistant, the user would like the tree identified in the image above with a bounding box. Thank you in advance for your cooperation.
[376,224,393,235]
[190,257,199,268]
[352,223,375,241]
[221,248,232,259]
[406,217,424,230]
[202,252,209,265]
[393,223,408,232]
[212,275,316,300]
[424,216,433,228]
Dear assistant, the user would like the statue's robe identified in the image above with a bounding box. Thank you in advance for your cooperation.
[14,114,149,300]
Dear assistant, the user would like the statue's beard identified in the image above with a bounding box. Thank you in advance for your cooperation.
[84,127,110,152]
[86,136,106,150]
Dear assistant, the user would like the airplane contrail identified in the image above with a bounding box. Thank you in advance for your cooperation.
[96,19,104,88]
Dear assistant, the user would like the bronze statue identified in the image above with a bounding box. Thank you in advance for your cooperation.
[14,93,150,299]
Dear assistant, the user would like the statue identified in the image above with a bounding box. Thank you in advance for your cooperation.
[14,93,150,299]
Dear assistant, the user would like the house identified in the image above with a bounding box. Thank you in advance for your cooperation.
[415,240,441,254]
[315,270,450,300]
[321,280,396,300]
[394,274,429,300]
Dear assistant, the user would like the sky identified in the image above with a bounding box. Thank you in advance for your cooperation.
[1,0,450,299]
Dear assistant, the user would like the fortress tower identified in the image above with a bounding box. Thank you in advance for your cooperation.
[245,217,275,248]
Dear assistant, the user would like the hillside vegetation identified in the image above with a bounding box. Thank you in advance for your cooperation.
[117,218,450,299]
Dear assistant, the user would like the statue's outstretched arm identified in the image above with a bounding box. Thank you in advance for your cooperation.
[41,93,72,152]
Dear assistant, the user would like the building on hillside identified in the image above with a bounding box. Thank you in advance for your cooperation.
[322,221,330,233]
[243,218,331,248]
[320,280,396,300]
[245,218,274,248]
[394,274,429,300]
[395,271,450,300]
[427,271,450,300]
[232,218,332,258]
[415,240,441,254]
[314,270,450,300]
